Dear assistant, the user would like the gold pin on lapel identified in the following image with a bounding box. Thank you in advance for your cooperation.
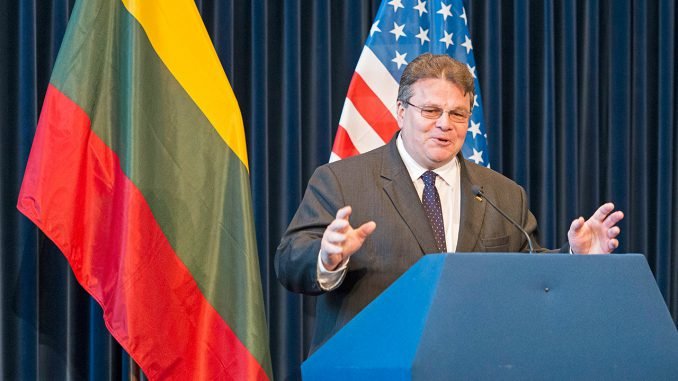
[472,185,484,202]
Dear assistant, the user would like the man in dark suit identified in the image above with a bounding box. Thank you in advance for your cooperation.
[275,53,624,352]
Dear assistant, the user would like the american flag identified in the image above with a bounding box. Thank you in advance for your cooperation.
[331,0,489,167]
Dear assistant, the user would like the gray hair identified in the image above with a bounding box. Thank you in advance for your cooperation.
[397,53,475,109]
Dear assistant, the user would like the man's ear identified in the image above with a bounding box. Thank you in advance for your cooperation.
[396,100,405,128]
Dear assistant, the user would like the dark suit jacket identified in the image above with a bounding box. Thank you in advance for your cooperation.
[275,135,559,352]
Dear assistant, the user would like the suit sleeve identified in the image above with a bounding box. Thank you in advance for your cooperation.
[275,165,345,295]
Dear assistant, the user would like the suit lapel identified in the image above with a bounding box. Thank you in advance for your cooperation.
[455,156,487,252]
[380,137,439,255]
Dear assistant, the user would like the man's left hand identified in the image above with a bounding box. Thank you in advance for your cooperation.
[568,202,624,254]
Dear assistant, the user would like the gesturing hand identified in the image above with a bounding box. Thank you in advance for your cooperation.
[568,202,624,254]
[320,206,376,271]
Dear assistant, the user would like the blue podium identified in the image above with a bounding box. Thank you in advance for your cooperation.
[302,253,678,380]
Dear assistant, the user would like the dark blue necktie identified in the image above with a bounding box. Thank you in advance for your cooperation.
[421,171,447,253]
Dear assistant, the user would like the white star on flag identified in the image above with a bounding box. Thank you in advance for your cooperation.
[461,34,473,54]
[469,148,484,164]
[390,22,406,41]
[415,27,430,45]
[437,2,453,20]
[460,7,467,25]
[439,30,454,48]
[466,63,476,78]
[413,0,428,16]
[468,120,482,138]
[392,51,408,69]
[388,0,404,12]
[370,21,381,37]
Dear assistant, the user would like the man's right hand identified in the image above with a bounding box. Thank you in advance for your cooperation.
[320,206,376,271]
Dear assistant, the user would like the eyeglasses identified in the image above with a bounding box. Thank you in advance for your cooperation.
[404,101,471,123]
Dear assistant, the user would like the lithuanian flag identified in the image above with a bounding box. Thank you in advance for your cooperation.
[17,0,272,379]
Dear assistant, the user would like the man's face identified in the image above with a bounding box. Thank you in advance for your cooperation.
[397,78,472,170]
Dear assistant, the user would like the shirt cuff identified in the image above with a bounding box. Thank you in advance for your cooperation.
[317,251,348,291]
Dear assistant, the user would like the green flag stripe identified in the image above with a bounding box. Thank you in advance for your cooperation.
[49,0,270,374]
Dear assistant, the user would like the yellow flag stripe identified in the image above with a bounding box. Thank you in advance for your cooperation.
[120,0,249,171]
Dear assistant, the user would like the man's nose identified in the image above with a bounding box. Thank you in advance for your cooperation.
[436,113,453,130]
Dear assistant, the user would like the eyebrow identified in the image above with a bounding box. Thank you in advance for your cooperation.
[421,104,469,112]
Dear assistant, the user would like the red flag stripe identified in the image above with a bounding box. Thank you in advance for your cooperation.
[17,85,267,381]
[331,126,360,159]
[353,47,399,120]
[345,72,399,143]
[338,98,388,152]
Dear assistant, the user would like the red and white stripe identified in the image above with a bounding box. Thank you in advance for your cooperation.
[330,47,401,162]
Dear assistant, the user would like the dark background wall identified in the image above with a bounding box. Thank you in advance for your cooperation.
[1,1,676,380]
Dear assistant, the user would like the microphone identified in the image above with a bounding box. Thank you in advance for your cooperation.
[471,185,534,254]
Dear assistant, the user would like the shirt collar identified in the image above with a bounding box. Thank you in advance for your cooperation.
[396,133,459,186]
